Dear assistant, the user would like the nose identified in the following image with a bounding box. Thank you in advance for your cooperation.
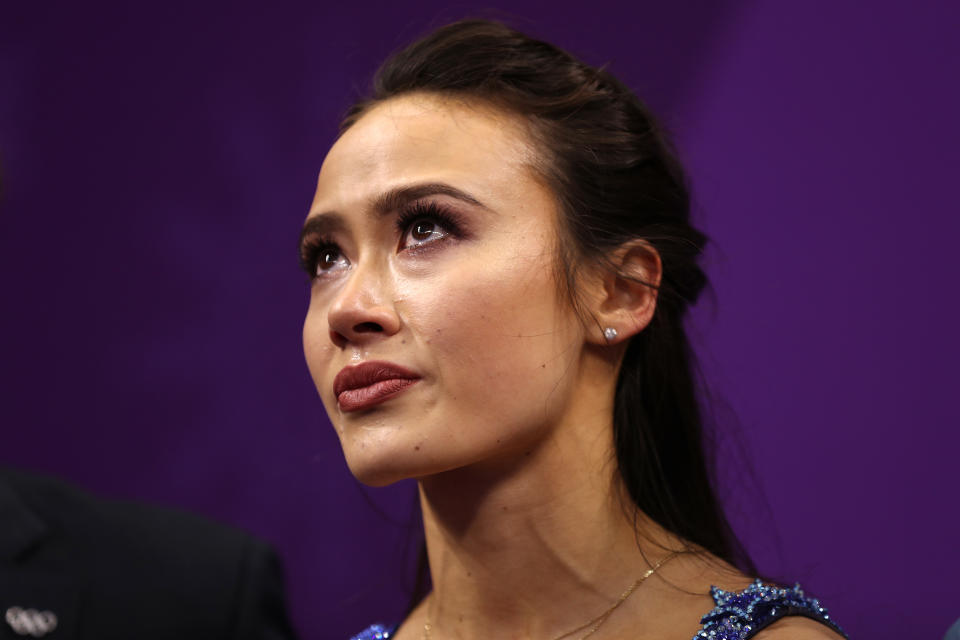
[326,261,401,348]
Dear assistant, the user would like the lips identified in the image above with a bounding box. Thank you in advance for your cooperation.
[333,361,421,412]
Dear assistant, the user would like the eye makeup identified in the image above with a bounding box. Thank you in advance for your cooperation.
[298,199,469,280]
[298,233,337,279]
[394,200,466,251]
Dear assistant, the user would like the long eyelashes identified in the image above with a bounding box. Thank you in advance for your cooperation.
[394,200,463,248]
[298,200,464,280]
[298,238,342,279]
[298,233,337,278]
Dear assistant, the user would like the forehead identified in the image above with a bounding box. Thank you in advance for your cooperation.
[312,94,541,213]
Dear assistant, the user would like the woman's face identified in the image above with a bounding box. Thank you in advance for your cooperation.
[301,94,590,486]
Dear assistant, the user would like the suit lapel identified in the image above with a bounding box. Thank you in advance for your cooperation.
[0,481,48,562]
[0,479,79,638]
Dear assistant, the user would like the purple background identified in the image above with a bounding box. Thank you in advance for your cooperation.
[1,2,957,638]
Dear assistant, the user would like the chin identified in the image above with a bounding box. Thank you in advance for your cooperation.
[344,453,448,487]
[341,432,508,488]
[344,453,408,487]
[339,430,446,487]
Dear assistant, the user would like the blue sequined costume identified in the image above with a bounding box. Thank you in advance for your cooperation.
[347,580,847,639]
[695,580,846,638]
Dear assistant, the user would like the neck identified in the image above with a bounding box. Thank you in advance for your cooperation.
[417,412,679,640]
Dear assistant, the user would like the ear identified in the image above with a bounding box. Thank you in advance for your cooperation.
[585,240,662,345]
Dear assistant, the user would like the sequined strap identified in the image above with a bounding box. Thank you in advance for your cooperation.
[349,623,395,640]
[693,580,847,639]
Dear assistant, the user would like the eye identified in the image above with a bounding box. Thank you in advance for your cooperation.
[397,201,460,250]
[317,246,349,273]
[300,239,350,279]
[402,217,449,248]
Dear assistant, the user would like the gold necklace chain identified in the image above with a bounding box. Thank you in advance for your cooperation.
[422,551,682,640]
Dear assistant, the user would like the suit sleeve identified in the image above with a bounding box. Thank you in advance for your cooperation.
[226,538,299,640]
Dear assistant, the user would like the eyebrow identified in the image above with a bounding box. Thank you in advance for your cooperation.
[299,181,489,248]
[370,181,487,214]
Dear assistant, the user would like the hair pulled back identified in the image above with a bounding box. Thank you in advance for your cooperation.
[341,18,751,583]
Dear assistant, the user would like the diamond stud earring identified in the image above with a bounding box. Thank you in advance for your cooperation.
[603,327,618,342]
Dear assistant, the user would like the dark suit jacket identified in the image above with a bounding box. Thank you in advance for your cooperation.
[0,466,297,639]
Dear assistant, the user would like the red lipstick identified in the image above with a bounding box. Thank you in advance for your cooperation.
[333,361,421,412]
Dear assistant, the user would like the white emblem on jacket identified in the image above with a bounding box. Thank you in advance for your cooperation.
[5,607,58,637]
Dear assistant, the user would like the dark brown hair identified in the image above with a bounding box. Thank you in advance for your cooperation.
[341,18,753,605]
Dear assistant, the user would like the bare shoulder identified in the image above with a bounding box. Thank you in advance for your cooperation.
[387,598,427,640]
[751,616,847,639]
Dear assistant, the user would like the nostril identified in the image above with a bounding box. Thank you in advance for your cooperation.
[353,322,383,333]
[329,330,348,349]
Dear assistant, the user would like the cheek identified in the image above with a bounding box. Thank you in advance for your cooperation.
[402,251,580,425]
[302,302,336,404]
